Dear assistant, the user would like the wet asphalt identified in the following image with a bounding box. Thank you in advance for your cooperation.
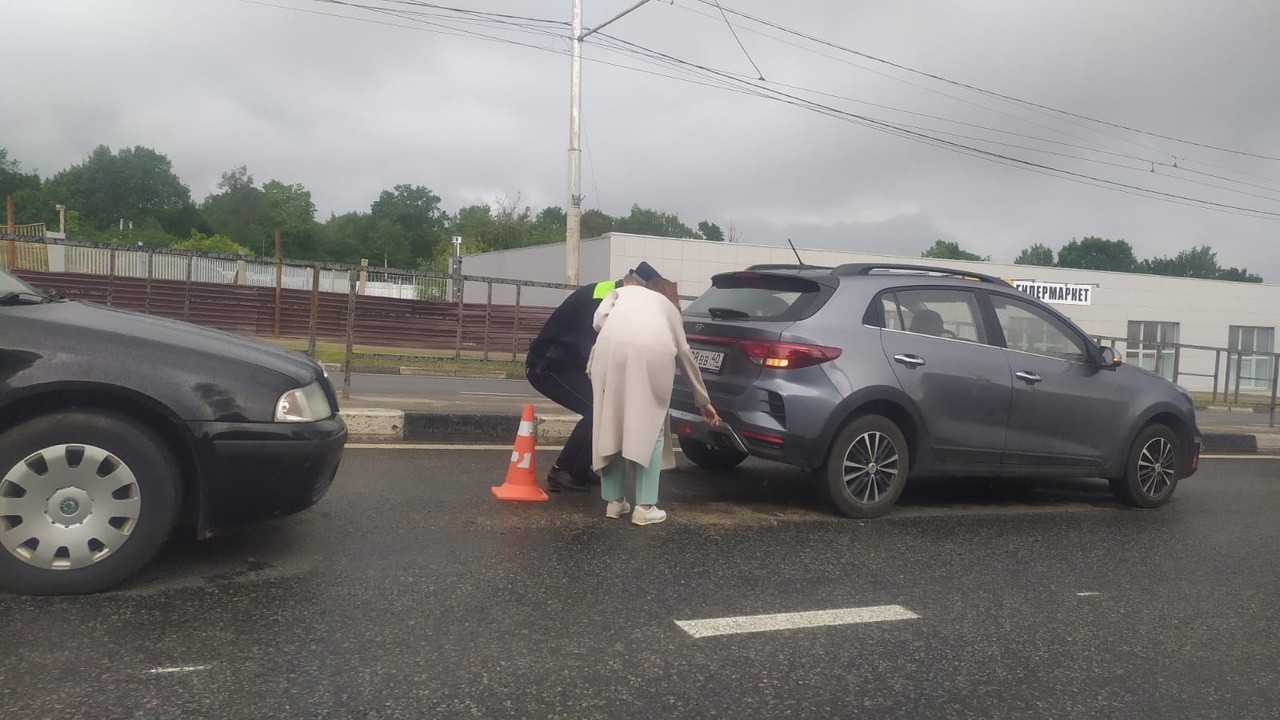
[2,451,1278,719]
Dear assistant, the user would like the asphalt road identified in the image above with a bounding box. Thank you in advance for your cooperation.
[2,452,1278,719]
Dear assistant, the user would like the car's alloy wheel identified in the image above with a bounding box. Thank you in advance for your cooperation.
[0,411,180,595]
[824,414,910,518]
[843,430,899,503]
[0,443,142,570]
[1111,423,1180,508]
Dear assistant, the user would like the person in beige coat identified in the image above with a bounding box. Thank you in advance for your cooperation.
[588,276,720,525]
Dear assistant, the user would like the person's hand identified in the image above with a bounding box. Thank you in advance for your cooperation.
[700,403,721,427]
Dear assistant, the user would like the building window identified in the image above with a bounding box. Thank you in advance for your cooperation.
[1227,325,1275,391]
[1126,321,1179,380]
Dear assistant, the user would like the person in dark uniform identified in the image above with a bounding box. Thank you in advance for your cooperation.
[525,262,665,492]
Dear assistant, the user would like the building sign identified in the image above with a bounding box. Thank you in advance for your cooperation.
[1012,280,1093,306]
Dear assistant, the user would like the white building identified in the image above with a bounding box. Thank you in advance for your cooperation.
[461,232,1278,395]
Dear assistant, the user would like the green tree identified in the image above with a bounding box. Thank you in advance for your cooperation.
[1014,243,1055,266]
[581,208,614,238]
[172,230,251,255]
[201,166,268,252]
[0,149,45,225]
[44,145,197,235]
[921,239,987,261]
[262,180,318,257]
[369,184,448,264]
[530,206,566,246]
[613,204,696,238]
[1056,236,1138,272]
[698,220,725,242]
[1141,245,1219,278]
[1216,266,1263,283]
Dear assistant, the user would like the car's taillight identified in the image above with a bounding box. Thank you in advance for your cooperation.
[736,341,842,369]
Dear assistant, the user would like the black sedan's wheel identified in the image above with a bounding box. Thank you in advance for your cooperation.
[0,411,181,595]
[1110,424,1180,508]
[823,414,909,518]
[678,435,748,471]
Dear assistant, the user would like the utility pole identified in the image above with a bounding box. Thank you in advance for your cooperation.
[565,0,654,287]
[565,0,583,287]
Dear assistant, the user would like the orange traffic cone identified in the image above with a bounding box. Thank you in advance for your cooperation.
[491,404,549,502]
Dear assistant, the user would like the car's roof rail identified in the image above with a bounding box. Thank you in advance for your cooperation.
[831,263,1013,286]
[744,263,834,272]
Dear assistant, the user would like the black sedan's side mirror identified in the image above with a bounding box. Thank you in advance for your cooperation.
[1099,346,1122,367]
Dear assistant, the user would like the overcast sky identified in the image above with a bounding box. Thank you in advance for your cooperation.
[3,1,1278,278]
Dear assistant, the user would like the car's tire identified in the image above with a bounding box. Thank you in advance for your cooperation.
[0,411,181,595]
[678,435,748,471]
[823,414,910,518]
[1110,423,1180,509]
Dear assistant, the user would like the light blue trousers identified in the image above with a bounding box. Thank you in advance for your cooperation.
[600,430,665,506]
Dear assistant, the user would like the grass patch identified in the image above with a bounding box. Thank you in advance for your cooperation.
[259,337,524,373]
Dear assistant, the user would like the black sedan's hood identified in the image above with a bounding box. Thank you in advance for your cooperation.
[32,300,320,385]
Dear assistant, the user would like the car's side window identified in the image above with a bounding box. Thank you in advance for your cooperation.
[991,294,1089,363]
[884,289,983,342]
[879,293,905,331]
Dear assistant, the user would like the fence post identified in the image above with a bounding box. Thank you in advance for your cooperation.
[454,280,465,361]
[1233,352,1243,404]
[308,263,320,359]
[512,284,522,362]
[1171,345,1181,386]
[144,249,153,315]
[483,281,493,362]
[1270,354,1278,429]
[343,269,357,399]
[107,248,116,307]
[1212,350,1221,404]
[273,231,283,338]
[1154,342,1164,378]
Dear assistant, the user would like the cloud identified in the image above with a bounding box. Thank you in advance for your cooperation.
[2,0,1276,279]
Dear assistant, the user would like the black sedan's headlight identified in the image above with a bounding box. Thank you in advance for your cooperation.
[275,381,333,422]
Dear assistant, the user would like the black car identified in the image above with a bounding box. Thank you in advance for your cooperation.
[0,269,347,595]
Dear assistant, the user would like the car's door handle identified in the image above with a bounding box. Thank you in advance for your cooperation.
[893,354,926,367]
[1015,371,1042,384]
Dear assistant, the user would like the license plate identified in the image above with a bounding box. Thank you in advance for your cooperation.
[690,348,724,373]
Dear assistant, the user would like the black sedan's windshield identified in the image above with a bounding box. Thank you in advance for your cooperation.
[0,269,38,296]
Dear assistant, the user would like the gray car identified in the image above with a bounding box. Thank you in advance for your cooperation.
[671,263,1201,518]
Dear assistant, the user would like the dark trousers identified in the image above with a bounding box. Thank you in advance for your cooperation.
[525,366,594,482]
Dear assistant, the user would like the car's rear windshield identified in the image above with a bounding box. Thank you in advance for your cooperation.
[684,273,824,321]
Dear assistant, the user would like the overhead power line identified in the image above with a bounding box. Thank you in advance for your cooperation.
[691,0,1280,162]
[246,0,1280,220]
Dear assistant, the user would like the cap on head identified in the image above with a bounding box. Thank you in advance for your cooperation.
[630,261,663,284]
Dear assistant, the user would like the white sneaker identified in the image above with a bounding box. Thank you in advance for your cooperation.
[605,499,632,519]
[631,505,667,526]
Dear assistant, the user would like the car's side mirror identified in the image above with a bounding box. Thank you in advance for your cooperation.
[1099,346,1122,367]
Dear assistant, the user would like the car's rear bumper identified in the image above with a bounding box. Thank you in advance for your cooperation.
[189,415,347,534]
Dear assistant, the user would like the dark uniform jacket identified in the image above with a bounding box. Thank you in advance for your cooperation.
[525,279,618,373]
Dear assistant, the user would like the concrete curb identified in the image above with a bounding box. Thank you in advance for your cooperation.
[340,408,1269,454]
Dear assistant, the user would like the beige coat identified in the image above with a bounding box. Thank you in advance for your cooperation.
[588,285,712,471]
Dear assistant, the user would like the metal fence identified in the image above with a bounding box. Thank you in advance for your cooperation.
[1092,335,1279,426]
[7,234,1277,422]
[3,235,567,398]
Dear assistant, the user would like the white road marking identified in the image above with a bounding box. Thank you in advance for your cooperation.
[675,605,919,638]
[458,391,534,398]
[1200,454,1280,460]
[146,666,210,675]
[1076,592,1102,596]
